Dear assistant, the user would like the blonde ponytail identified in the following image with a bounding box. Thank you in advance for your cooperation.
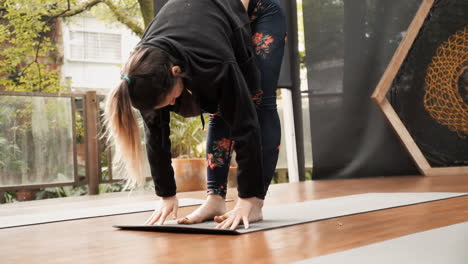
[103,80,147,190]
[102,45,180,191]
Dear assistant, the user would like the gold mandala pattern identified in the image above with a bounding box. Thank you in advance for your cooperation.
[424,26,468,138]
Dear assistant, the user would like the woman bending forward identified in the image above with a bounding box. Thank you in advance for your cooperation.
[104,0,286,230]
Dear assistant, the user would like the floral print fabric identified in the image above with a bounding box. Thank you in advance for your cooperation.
[207,138,234,171]
[252,33,275,58]
[205,0,286,199]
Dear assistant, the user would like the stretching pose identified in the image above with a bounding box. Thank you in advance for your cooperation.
[104,0,286,230]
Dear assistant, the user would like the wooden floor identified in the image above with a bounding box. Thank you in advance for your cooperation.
[1,175,468,264]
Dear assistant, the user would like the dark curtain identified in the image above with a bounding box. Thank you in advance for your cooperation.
[303,0,423,179]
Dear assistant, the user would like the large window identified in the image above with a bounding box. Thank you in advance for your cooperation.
[69,31,121,62]
[0,94,76,187]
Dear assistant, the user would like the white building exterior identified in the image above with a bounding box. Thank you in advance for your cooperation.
[61,14,141,93]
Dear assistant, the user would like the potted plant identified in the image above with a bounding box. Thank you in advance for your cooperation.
[169,113,207,192]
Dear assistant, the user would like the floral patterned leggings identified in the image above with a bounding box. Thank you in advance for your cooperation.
[205,0,287,199]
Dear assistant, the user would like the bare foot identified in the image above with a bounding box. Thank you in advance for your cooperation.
[214,197,264,225]
[177,194,226,224]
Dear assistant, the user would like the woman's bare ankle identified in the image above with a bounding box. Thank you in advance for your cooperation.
[177,194,226,224]
[207,193,225,201]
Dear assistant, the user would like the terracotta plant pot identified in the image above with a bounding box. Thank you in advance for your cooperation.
[76,143,86,166]
[15,189,37,201]
[172,158,207,192]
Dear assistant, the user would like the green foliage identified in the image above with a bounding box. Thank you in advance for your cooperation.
[0,0,68,93]
[36,184,88,199]
[0,0,155,201]
[98,180,154,194]
[169,113,207,159]
[2,191,16,203]
[0,0,152,93]
[89,0,145,34]
[35,173,87,199]
[75,111,85,144]
[0,97,27,174]
[98,182,124,193]
[0,136,24,172]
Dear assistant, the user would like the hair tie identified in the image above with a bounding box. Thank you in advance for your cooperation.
[122,76,131,85]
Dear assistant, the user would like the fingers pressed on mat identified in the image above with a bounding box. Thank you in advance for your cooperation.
[148,211,162,226]
[243,216,250,229]
[157,210,170,225]
[217,217,234,229]
[230,216,242,230]
[215,219,225,229]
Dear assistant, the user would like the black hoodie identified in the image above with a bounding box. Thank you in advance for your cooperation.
[138,0,265,198]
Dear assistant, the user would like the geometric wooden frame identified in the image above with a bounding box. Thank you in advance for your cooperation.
[371,0,468,176]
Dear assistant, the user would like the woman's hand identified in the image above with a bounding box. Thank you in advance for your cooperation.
[215,197,263,230]
[144,195,179,225]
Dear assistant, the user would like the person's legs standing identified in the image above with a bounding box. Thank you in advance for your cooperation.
[249,0,287,198]
[203,0,287,200]
[205,112,235,198]
[179,0,287,224]
[213,0,287,224]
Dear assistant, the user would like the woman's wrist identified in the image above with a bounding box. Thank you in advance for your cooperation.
[161,195,176,200]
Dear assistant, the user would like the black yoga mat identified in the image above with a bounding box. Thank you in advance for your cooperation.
[114,192,468,235]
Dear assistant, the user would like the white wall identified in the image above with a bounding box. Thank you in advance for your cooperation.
[61,15,141,93]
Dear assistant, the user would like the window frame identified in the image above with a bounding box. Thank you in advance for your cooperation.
[66,30,123,64]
